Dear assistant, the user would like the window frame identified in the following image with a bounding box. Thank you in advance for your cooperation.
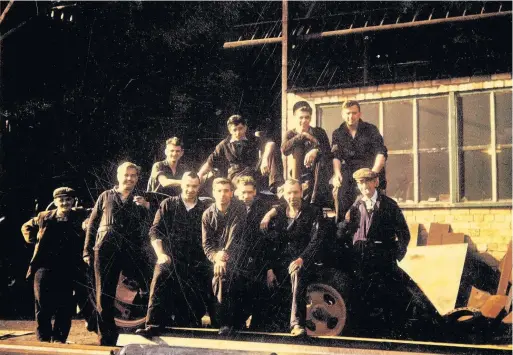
[316,88,512,208]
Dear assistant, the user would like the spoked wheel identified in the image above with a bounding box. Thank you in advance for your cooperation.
[114,273,149,329]
[306,282,347,336]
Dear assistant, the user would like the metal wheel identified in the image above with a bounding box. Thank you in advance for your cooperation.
[306,282,347,336]
[114,273,148,329]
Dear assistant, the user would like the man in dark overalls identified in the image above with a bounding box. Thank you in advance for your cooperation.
[136,172,213,337]
[83,162,151,346]
[22,187,88,343]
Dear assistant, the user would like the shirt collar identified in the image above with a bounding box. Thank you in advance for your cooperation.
[181,196,198,211]
[229,136,248,143]
[362,190,378,204]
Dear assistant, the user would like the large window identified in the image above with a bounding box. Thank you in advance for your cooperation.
[317,89,512,205]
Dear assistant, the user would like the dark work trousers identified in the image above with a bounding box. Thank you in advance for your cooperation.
[94,238,150,346]
[212,271,255,329]
[145,262,213,328]
[349,242,409,337]
[33,268,74,343]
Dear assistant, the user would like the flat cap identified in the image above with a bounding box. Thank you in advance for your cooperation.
[353,168,378,180]
[53,187,76,199]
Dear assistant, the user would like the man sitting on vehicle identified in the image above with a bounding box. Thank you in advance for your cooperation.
[198,115,283,193]
[136,172,213,337]
[202,178,250,335]
[266,179,324,336]
[147,137,191,197]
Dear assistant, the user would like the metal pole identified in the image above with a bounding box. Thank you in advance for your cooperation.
[281,0,288,179]
[223,10,512,49]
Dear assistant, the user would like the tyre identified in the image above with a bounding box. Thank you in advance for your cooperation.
[114,273,149,330]
[305,267,352,336]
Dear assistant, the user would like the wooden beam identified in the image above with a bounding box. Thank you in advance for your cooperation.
[223,11,512,49]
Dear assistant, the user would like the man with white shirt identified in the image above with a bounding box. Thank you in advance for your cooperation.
[336,168,410,337]
[136,172,212,337]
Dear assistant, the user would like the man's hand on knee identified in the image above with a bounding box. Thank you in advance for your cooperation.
[214,261,227,276]
[156,253,171,265]
[288,258,304,274]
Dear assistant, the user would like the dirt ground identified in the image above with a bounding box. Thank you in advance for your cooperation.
[0,319,99,345]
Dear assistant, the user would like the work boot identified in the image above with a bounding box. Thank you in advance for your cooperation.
[290,325,306,337]
[135,325,162,338]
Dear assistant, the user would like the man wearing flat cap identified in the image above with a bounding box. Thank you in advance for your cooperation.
[336,168,412,337]
[22,187,89,343]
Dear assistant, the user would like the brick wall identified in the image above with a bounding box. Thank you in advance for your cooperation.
[285,73,513,264]
[285,73,513,130]
[403,207,512,262]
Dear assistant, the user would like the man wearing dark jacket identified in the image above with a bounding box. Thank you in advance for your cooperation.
[282,101,332,206]
[22,187,88,343]
[336,168,411,336]
[202,177,249,335]
[198,115,283,192]
[136,172,212,337]
[84,162,152,346]
[268,179,324,336]
[233,176,276,330]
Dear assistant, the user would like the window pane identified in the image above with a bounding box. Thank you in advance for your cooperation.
[458,93,490,146]
[495,91,512,145]
[460,150,492,201]
[419,152,450,202]
[386,154,414,203]
[418,97,448,150]
[360,102,379,129]
[383,100,413,150]
[498,147,512,200]
[318,106,341,145]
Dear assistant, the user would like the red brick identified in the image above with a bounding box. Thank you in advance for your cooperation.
[342,87,359,95]
[469,75,492,82]
[360,86,378,93]
[450,77,471,84]
[394,82,414,90]
[377,83,395,91]
[491,73,512,81]
[432,79,452,86]
[413,80,432,88]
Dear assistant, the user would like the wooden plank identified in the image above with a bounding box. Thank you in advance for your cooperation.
[442,233,465,245]
[467,286,492,309]
[398,244,468,315]
[480,295,509,319]
[497,241,512,296]
[427,223,450,246]
[407,223,419,248]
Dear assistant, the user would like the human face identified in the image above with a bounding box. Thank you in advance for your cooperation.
[213,183,233,208]
[236,184,257,206]
[294,109,311,132]
[117,167,139,191]
[356,177,379,199]
[284,182,302,209]
[342,105,361,129]
[54,196,74,215]
[181,175,200,201]
[228,123,247,141]
[165,144,184,164]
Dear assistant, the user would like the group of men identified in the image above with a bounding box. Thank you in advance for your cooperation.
[22,99,418,346]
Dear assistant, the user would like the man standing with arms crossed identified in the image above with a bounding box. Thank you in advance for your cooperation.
[136,172,213,337]
[332,100,387,221]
